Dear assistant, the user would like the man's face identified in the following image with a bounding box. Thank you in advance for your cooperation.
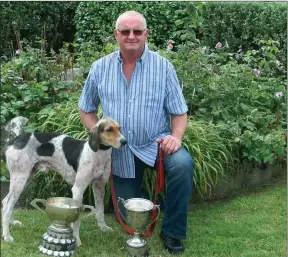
[114,15,149,54]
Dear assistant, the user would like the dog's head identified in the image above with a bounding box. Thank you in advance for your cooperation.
[88,118,127,152]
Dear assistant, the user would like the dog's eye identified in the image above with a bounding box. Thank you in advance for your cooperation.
[106,127,113,132]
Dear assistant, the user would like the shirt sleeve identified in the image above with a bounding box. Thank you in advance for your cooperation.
[164,64,188,115]
[78,62,100,113]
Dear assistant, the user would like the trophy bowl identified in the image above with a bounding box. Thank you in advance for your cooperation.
[122,198,157,232]
[31,197,83,228]
[31,197,96,256]
[118,198,160,257]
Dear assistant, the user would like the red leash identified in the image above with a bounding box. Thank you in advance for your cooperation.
[110,141,165,237]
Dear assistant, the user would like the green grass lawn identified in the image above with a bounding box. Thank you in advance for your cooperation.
[1,183,286,257]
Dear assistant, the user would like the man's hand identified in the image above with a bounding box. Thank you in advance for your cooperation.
[156,135,181,156]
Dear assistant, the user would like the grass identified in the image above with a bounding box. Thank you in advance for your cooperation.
[1,183,286,257]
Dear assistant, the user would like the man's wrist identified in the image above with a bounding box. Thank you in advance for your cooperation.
[171,134,183,143]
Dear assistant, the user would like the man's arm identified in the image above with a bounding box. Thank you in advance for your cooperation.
[156,113,187,155]
[171,113,187,142]
[80,111,100,130]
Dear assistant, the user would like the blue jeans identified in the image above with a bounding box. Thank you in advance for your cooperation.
[113,146,194,239]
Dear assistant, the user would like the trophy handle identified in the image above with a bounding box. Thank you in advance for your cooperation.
[117,197,128,223]
[30,198,47,215]
[150,205,161,224]
[81,204,96,219]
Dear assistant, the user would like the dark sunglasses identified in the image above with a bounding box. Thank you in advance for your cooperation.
[117,29,146,36]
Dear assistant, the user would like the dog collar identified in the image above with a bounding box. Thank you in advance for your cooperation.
[99,144,111,150]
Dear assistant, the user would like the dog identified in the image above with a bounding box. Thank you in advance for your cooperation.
[1,117,127,246]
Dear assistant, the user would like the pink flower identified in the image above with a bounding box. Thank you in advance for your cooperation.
[275,92,283,98]
[167,43,173,50]
[215,42,222,49]
[253,68,260,77]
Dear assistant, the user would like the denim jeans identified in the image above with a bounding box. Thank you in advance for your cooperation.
[113,146,194,239]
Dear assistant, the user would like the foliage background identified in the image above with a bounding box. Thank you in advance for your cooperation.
[0,2,286,206]
[0,2,79,57]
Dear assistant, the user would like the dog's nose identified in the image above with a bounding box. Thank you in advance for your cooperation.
[120,138,127,146]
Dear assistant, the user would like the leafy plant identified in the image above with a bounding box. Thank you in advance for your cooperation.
[0,45,82,127]
[182,119,235,196]
[74,2,204,49]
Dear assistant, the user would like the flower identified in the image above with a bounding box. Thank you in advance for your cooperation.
[275,92,283,98]
[167,43,173,50]
[275,60,281,67]
[15,49,22,55]
[215,42,222,49]
[253,68,260,77]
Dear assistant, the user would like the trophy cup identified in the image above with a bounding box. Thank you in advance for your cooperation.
[30,197,95,257]
[117,197,160,257]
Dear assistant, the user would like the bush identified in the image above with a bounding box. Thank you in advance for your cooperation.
[0,45,81,126]
[199,2,287,64]
[158,41,286,166]
[74,2,204,49]
[0,2,79,57]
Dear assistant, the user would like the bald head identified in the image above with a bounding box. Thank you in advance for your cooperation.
[115,11,147,30]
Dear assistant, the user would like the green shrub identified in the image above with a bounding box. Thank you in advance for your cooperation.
[74,2,203,49]
[0,2,79,58]
[183,119,235,196]
[0,45,81,126]
[199,2,287,64]
[158,42,286,166]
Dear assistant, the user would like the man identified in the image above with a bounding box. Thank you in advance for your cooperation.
[78,11,194,254]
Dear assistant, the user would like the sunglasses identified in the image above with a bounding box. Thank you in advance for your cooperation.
[117,29,146,36]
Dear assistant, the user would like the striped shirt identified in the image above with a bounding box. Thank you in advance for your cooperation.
[78,45,188,178]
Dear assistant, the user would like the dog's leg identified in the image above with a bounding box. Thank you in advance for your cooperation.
[2,173,30,242]
[71,179,91,247]
[92,179,112,232]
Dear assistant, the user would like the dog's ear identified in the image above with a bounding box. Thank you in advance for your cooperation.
[88,125,101,152]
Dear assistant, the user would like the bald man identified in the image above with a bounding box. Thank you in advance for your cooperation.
[78,11,194,254]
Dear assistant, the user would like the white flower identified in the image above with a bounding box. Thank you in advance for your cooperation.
[275,60,281,67]
[275,92,283,98]
[16,49,22,55]
[253,68,260,77]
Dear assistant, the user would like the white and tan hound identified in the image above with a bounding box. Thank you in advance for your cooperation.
[1,118,127,246]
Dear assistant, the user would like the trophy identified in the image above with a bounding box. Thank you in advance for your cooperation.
[30,197,95,257]
[117,198,160,257]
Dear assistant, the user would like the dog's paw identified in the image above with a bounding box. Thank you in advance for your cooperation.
[76,239,82,247]
[10,220,23,226]
[99,225,113,232]
[3,234,15,243]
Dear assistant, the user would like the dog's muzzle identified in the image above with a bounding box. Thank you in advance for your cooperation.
[120,138,127,146]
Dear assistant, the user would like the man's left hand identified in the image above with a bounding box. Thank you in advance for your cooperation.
[156,135,181,156]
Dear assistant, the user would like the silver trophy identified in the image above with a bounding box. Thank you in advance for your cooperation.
[117,198,160,257]
[30,197,95,257]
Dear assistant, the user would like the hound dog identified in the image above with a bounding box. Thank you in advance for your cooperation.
[1,118,127,246]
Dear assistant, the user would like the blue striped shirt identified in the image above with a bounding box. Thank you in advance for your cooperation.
[78,45,188,178]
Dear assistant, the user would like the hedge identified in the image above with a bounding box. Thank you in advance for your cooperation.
[0,2,79,57]
[199,2,287,63]
[74,2,201,48]
[74,2,286,63]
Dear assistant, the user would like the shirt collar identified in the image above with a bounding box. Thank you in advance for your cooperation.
[117,44,149,64]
